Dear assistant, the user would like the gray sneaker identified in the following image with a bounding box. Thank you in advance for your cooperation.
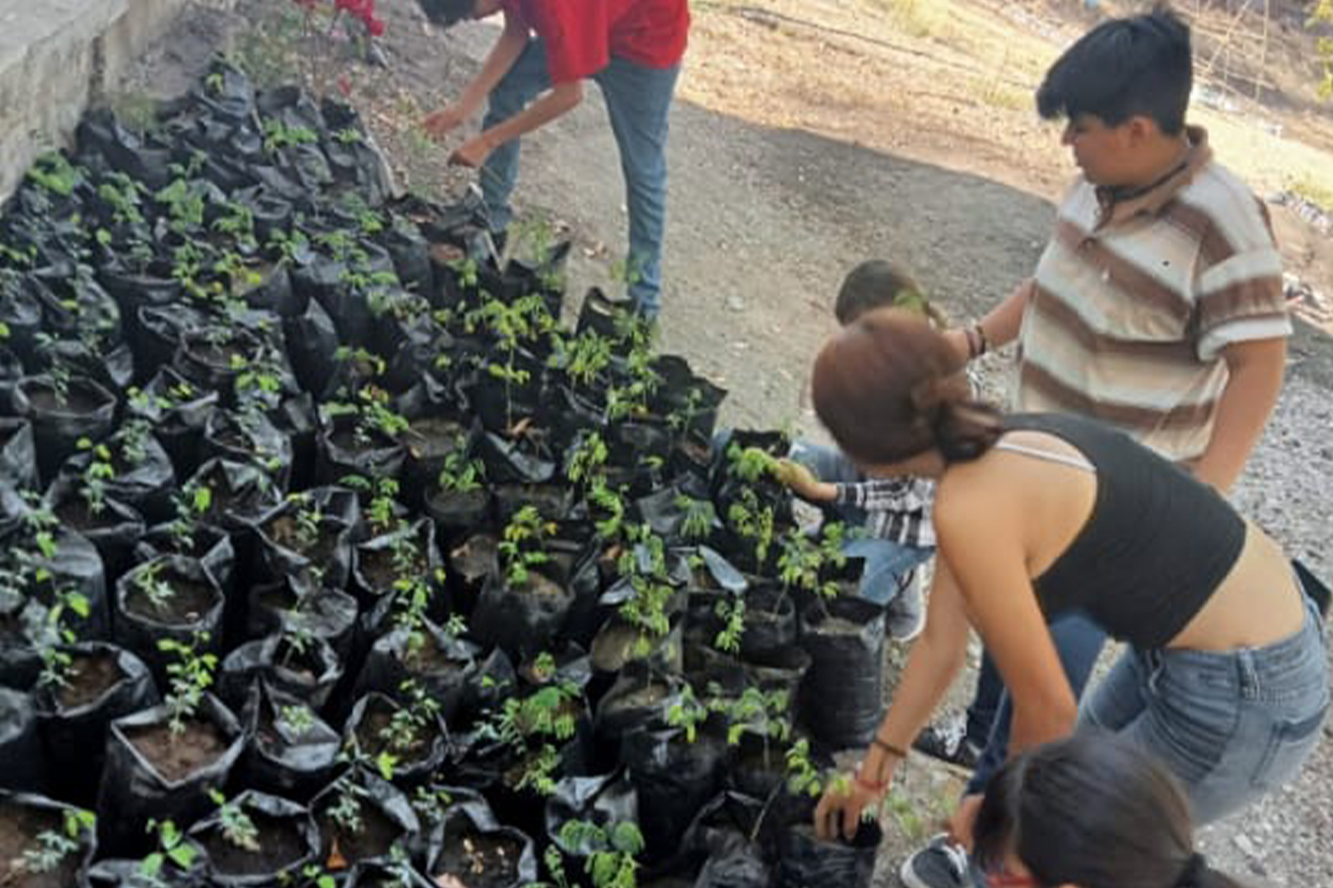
[886,569,925,641]
[900,835,975,888]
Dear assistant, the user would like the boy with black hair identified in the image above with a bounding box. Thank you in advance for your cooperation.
[417,0,689,320]
[775,259,949,641]
[901,8,1289,888]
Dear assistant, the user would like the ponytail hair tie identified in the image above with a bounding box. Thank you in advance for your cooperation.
[1174,852,1207,887]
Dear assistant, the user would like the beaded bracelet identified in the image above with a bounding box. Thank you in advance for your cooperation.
[854,771,886,794]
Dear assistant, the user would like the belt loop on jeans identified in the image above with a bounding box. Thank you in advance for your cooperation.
[1143,648,1164,695]
[1237,648,1260,701]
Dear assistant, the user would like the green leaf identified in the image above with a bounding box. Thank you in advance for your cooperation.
[610,821,645,855]
[168,843,197,869]
[140,852,164,878]
[66,593,91,619]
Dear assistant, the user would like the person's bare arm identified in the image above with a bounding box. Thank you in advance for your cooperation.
[1192,337,1286,492]
[933,468,1077,752]
[866,556,972,755]
[457,11,531,115]
[423,11,530,137]
[476,80,584,149]
[814,556,971,839]
[943,278,1034,364]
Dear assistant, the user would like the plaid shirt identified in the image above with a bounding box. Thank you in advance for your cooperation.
[833,477,935,548]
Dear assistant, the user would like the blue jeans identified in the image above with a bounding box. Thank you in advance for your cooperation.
[481,39,680,317]
[1079,591,1329,825]
[965,613,1107,795]
[787,441,934,606]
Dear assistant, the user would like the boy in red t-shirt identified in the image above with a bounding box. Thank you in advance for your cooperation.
[420,0,690,319]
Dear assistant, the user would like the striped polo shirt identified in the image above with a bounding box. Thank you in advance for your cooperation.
[1017,127,1290,461]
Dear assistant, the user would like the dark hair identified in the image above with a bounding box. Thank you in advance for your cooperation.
[974,733,1253,888]
[811,308,1001,466]
[1036,6,1192,136]
[418,0,476,26]
[835,260,937,326]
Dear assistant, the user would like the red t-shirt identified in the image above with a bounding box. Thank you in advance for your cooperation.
[502,0,690,83]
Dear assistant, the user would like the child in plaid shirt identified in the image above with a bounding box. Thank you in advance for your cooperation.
[777,260,943,640]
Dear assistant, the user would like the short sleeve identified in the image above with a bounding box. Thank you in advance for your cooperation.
[529,0,611,83]
[1192,201,1291,361]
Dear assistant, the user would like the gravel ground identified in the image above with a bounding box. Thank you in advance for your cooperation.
[120,1,1333,883]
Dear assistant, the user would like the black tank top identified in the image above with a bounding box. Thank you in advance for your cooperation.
[1002,413,1247,649]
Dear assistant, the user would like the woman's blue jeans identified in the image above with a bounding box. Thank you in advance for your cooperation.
[1079,591,1329,825]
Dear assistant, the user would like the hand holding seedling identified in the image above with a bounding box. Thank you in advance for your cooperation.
[814,772,883,842]
[775,459,836,502]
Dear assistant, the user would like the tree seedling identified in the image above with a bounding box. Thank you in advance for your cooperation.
[551,820,644,888]
[167,483,213,553]
[713,596,745,654]
[567,431,609,489]
[158,632,218,739]
[726,490,776,568]
[785,739,825,798]
[75,437,116,518]
[560,328,615,393]
[139,819,198,888]
[726,442,780,484]
[12,809,95,876]
[484,666,581,796]
[676,495,716,542]
[375,678,441,756]
[327,780,367,836]
[666,685,709,743]
[707,684,791,750]
[208,790,261,852]
[438,443,485,494]
[777,523,848,599]
[35,587,92,690]
[498,506,554,588]
[277,702,316,737]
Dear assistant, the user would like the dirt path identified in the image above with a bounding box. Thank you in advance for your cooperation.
[127,0,1333,883]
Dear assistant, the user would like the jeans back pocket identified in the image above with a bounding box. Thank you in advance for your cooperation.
[1250,703,1330,792]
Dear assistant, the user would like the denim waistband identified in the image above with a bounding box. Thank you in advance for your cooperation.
[1145,590,1327,699]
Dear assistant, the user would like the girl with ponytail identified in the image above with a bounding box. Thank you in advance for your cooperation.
[974,733,1252,888]
[811,309,1328,856]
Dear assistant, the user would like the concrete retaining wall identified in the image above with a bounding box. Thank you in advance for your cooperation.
[0,0,229,199]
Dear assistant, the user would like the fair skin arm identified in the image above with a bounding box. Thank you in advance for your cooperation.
[933,470,1079,752]
[813,468,1080,842]
[814,557,972,840]
[1192,337,1287,492]
[452,81,584,167]
[943,278,1034,364]
[423,10,530,136]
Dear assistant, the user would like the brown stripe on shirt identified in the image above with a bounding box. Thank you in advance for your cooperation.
[1158,200,1232,267]
[1053,217,1193,324]
[1019,361,1218,433]
[1029,285,1197,362]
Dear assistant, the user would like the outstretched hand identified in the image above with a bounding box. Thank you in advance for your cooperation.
[421,105,466,142]
[813,774,882,842]
[775,459,834,502]
[448,135,495,169]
